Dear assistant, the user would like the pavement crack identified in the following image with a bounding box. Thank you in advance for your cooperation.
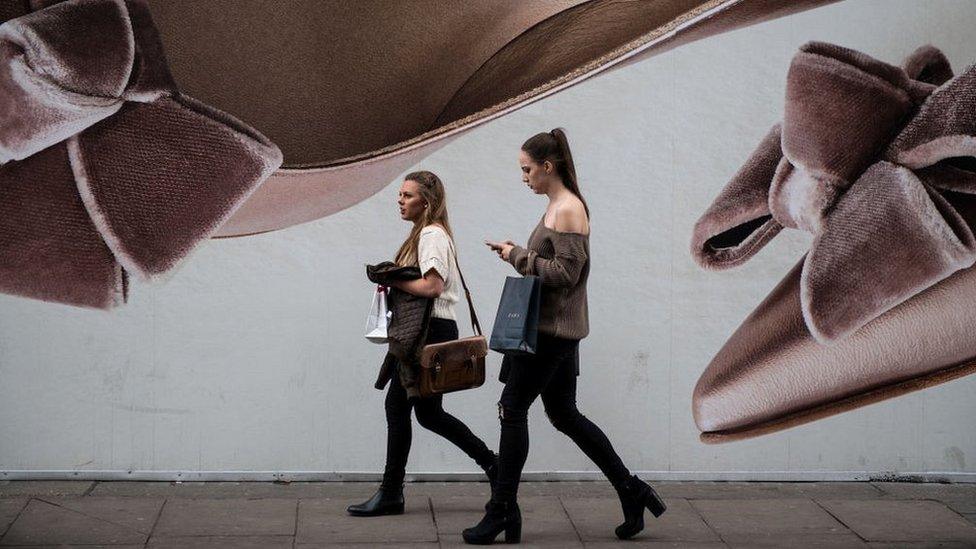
[292,498,300,547]
[0,497,31,543]
[558,495,584,544]
[688,498,727,544]
[34,497,154,536]
[146,497,167,544]
[427,495,442,543]
[811,498,867,543]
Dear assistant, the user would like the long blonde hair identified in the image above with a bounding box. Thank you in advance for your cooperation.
[395,171,455,266]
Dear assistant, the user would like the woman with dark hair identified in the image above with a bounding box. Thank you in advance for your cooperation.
[348,170,497,517]
[465,130,665,544]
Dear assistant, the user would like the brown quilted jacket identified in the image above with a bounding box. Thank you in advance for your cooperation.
[367,262,433,398]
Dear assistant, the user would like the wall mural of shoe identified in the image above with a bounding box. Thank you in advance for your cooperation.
[0,0,838,310]
[690,41,976,443]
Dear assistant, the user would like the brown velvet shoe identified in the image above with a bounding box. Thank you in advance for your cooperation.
[690,42,976,441]
[0,0,838,310]
[0,0,837,310]
[1,1,839,218]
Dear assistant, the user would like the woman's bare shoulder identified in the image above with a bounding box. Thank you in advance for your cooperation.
[553,199,589,235]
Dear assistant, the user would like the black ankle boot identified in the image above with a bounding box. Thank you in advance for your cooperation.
[613,475,666,540]
[346,485,405,517]
[462,499,521,545]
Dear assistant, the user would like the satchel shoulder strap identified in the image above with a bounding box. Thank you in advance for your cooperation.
[447,240,482,336]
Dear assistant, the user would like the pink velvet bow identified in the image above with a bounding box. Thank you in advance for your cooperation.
[692,42,976,343]
[0,0,283,309]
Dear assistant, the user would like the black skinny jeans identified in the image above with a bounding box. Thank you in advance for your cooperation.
[382,317,495,488]
[494,334,631,502]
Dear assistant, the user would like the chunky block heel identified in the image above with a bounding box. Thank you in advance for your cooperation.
[614,475,666,540]
[462,500,522,545]
[504,521,521,543]
[646,487,667,517]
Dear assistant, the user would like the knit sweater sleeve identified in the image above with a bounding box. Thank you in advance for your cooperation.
[508,234,587,288]
[418,226,452,282]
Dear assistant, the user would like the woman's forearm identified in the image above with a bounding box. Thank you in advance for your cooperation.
[392,275,444,298]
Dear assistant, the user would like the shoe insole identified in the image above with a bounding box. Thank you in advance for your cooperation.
[148,0,710,167]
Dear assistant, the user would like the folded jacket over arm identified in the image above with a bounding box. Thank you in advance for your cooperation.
[367,262,434,399]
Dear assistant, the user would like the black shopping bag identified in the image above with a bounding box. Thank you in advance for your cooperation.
[489,275,541,355]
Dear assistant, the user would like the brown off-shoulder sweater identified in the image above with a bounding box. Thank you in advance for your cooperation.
[507,216,590,340]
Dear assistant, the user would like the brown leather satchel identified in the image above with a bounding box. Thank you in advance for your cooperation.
[418,248,486,398]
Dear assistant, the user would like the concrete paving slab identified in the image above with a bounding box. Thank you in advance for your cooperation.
[943,500,976,515]
[867,543,976,548]
[874,483,976,514]
[35,497,163,534]
[3,543,145,549]
[89,480,494,499]
[90,481,378,499]
[0,546,143,549]
[517,481,616,498]
[409,482,492,498]
[819,499,976,543]
[0,499,147,546]
[296,497,436,544]
[723,533,867,547]
[0,500,27,536]
[657,482,884,500]
[153,498,297,537]
[562,497,719,543]
[295,541,436,549]
[433,495,582,547]
[691,499,849,537]
[148,535,294,548]
[583,543,728,548]
[0,481,93,498]
[873,483,976,501]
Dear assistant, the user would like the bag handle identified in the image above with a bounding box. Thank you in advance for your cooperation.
[447,240,482,337]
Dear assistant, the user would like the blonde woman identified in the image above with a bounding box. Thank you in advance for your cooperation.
[348,171,497,516]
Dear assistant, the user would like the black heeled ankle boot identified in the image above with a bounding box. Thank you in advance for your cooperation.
[346,484,405,517]
[462,499,521,545]
[613,475,666,540]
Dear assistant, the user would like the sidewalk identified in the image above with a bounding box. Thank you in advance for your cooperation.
[0,480,974,547]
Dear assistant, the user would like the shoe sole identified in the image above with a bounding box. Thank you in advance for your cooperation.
[700,359,976,443]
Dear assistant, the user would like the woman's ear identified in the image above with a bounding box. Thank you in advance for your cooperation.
[544,161,552,174]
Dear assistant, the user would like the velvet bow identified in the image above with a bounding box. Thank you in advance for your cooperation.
[0,0,282,309]
[692,41,976,343]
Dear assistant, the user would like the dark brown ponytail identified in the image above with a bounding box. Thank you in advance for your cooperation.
[521,127,589,218]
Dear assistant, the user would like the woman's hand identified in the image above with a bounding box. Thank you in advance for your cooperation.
[485,240,516,262]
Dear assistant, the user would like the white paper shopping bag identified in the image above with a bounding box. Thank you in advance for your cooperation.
[365,286,392,343]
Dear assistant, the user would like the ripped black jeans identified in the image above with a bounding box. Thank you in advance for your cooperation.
[494,334,631,502]
[382,318,496,488]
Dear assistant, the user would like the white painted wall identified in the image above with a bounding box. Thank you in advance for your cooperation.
[2,0,975,481]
